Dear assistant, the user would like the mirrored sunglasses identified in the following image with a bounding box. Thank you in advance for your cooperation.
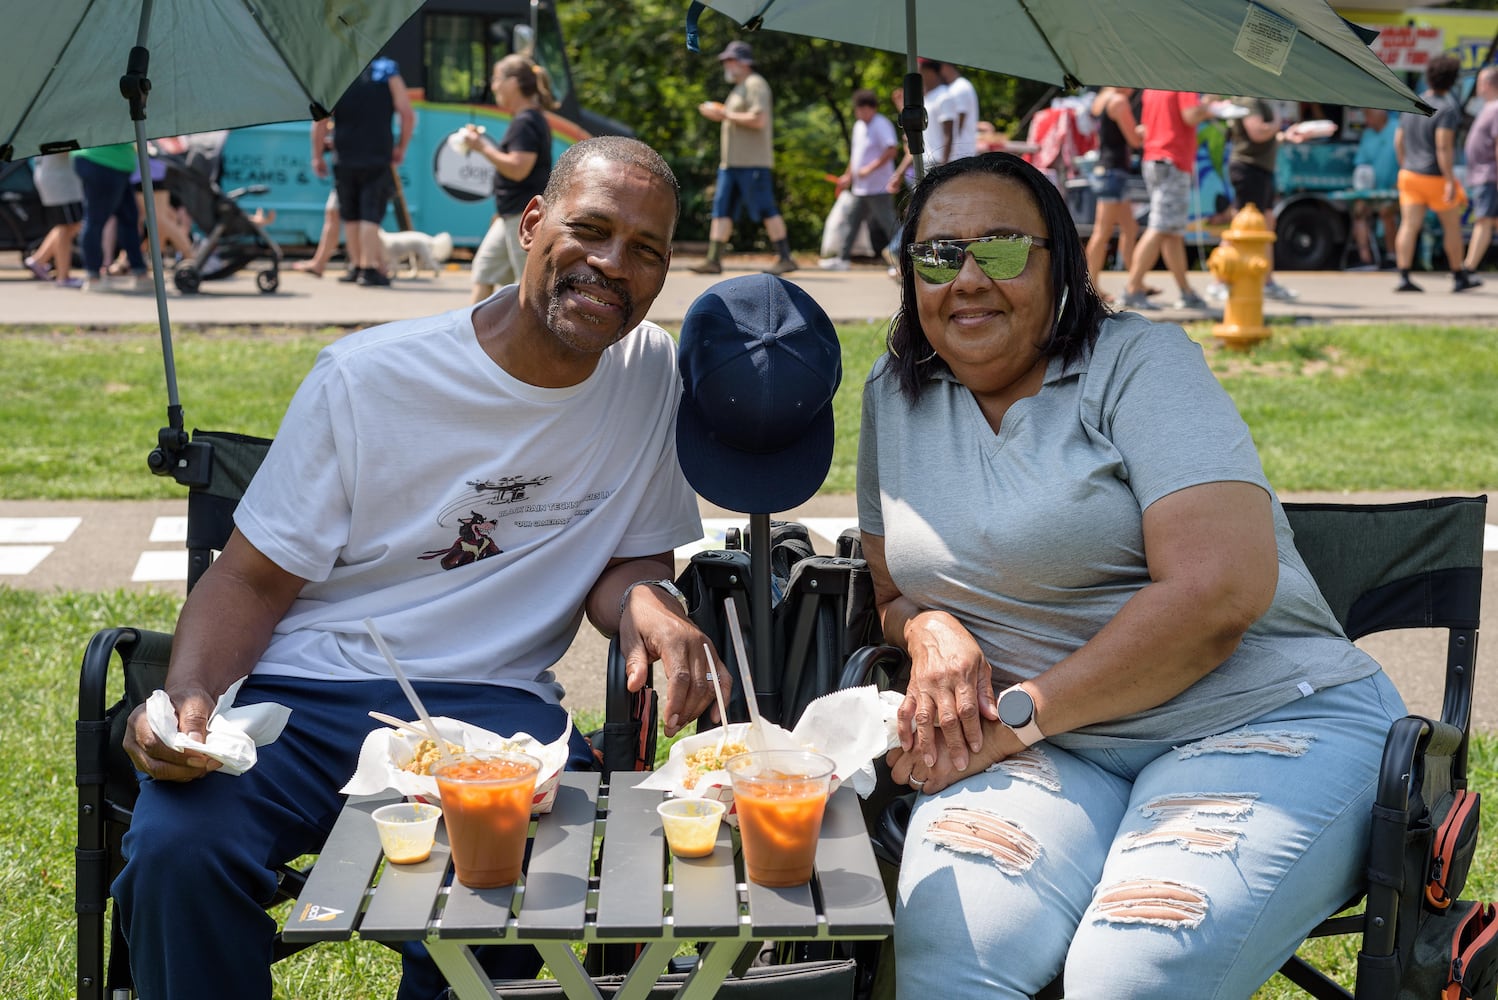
[906,234,1050,284]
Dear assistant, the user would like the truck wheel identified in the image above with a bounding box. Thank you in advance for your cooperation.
[1274,203,1343,271]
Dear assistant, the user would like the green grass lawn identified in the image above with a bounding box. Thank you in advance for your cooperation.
[3,321,1496,997]
[2,320,1496,499]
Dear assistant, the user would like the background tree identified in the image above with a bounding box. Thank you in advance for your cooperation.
[558,0,1051,250]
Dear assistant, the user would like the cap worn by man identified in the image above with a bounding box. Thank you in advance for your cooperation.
[676,274,842,515]
[717,40,754,64]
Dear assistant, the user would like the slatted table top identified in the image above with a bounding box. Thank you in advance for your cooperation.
[284,770,892,1000]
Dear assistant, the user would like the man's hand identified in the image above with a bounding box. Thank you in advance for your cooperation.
[699,101,727,123]
[312,155,328,179]
[122,685,222,782]
[618,585,730,736]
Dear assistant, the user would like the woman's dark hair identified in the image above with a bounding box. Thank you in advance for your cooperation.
[885,152,1109,401]
[1426,52,1461,93]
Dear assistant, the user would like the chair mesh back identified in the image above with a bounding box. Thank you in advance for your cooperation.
[184,430,273,559]
[1283,497,1486,640]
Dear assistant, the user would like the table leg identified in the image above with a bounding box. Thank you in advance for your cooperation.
[531,941,607,1000]
[668,940,756,1000]
[424,940,499,1000]
[606,941,677,1000]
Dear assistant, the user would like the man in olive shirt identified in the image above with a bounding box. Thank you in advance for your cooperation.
[692,41,797,275]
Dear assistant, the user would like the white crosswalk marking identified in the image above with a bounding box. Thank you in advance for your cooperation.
[132,550,189,582]
[1486,524,1498,553]
[150,516,189,543]
[0,516,81,543]
[0,545,54,575]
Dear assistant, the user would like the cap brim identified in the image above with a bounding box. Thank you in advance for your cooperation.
[676,396,834,515]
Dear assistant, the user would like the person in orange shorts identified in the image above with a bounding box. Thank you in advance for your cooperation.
[1393,52,1479,293]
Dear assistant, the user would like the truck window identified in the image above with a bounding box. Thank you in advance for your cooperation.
[424,14,491,104]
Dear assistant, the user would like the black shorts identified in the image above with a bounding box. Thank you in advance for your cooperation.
[333,163,394,225]
[45,201,84,227]
[1228,161,1275,213]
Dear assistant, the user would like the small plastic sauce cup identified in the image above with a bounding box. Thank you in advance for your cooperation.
[371,802,443,864]
[657,797,726,857]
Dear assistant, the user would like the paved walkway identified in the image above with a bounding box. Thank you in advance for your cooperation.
[4,254,1498,327]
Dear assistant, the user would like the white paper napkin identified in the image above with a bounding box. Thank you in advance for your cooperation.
[144,678,292,776]
[340,714,573,813]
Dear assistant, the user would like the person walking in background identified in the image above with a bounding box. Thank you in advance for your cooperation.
[72,142,151,294]
[888,59,952,184]
[1461,66,1498,278]
[311,54,414,288]
[1208,97,1298,302]
[1350,107,1401,270]
[26,152,85,288]
[1084,87,1142,300]
[820,89,899,272]
[937,61,980,162]
[692,40,797,275]
[466,54,558,304]
[1393,52,1477,293]
[1122,90,1211,311]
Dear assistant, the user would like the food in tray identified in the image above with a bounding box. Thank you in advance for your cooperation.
[681,741,750,788]
[1285,120,1337,141]
[1207,100,1252,120]
[399,737,465,775]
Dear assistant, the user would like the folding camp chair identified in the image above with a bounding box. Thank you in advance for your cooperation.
[847,495,1487,999]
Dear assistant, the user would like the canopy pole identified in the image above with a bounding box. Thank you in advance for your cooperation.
[903,0,926,183]
[749,512,775,724]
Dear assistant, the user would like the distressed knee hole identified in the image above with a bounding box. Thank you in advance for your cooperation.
[983,746,1061,792]
[923,806,1041,875]
[1176,728,1315,760]
[1093,878,1209,929]
[1124,792,1257,855]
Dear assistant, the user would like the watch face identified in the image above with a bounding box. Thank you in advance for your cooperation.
[998,688,1034,728]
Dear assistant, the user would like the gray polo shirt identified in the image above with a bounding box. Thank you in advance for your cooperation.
[856,313,1381,747]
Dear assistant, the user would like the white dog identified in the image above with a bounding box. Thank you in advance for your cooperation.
[377,230,453,278]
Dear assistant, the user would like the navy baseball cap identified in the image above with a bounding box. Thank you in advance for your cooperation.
[676,275,841,514]
[717,40,754,64]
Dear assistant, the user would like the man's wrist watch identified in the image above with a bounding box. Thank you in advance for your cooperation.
[618,579,689,619]
[997,684,1045,747]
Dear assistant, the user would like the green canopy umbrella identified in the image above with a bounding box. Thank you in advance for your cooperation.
[691,0,1428,176]
[0,0,422,482]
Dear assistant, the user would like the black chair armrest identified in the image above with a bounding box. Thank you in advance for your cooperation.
[839,644,908,692]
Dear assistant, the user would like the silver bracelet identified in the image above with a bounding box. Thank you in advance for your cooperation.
[618,578,690,619]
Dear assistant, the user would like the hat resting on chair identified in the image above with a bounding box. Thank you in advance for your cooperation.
[676,274,841,514]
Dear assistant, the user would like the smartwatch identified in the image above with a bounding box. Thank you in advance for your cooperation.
[997,684,1045,747]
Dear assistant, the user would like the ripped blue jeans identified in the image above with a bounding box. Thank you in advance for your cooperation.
[894,672,1405,999]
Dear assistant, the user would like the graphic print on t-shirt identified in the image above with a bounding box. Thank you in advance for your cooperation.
[418,473,615,570]
[418,509,502,570]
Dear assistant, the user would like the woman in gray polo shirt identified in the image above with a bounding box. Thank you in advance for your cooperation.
[860,152,1403,998]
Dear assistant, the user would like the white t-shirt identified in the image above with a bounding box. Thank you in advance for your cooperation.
[921,83,951,167]
[850,113,898,196]
[235,296,703,702]
[943,75,980,160]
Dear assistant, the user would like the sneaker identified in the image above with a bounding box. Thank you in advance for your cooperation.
[1395,277,1424,293]
[818,257,851,271]
[1173,290,1209,310]
[764,258,798,275]
[1264,281,1299,301]
[358,268,392,287]
[133,273,156,294]
[887,265,900,280]
[337,267,362,283]
[81,275,115,293]
[1453,273,1483,293]
[24,256,51,280]
[54,276,83,289]
[689,259,722,275]
[1205,280,1229,301]
[1120,290,1159,310]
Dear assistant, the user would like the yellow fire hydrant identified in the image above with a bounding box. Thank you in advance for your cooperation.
[1207,203,1276,351]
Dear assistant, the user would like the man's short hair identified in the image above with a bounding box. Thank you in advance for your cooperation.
[853,89,879,110]
[543,136,681,228]
[1427,52,1461,92]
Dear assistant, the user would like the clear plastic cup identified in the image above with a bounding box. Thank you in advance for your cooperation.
[657,797,726,858]
[371,801,443,864]
[725,750,835,887]
[432,751,540,888]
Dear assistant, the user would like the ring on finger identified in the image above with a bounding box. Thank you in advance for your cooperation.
[909,777,926,790]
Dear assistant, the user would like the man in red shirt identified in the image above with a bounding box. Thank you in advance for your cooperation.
[1122,90,1211,310]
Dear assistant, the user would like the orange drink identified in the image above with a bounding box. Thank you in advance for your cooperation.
[725,750,835,887]
[432,751,540,888]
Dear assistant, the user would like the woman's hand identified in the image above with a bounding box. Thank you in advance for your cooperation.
[887,718,1012,795]
[900,610,998,772]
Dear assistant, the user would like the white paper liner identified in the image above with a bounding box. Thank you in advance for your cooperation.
[639,686,903,826]
[340,714,572,814]
[144,678,291,776]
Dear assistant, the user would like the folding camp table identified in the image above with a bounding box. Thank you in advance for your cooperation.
[283,771,892,1000]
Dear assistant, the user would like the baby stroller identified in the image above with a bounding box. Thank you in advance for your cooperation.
[0,158,51,264]
[156,152,281,294]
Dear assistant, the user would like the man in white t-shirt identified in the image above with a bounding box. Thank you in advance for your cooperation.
[116,137,724,1000]
[938,62,980,161]
[821,88,900,270]
[889,59,951,184]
